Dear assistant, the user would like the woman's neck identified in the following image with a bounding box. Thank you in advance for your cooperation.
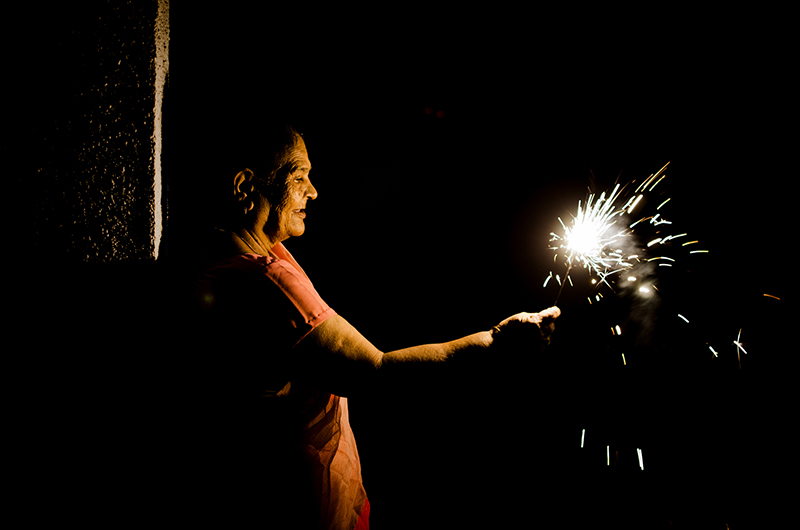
[231,228,280,257]
[198,228,269,268]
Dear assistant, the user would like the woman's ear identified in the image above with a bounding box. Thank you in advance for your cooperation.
[232,168,255,196]
[233,169,256,214]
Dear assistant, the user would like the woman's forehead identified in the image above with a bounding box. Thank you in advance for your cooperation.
[286,139,311,170]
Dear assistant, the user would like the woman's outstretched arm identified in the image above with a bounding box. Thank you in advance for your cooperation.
[290,307,560,396]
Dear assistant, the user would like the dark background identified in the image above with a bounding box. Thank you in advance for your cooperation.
[166,7,787,529]
[9,3,789,529]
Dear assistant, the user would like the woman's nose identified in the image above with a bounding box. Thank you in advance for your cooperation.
[307,180,318,200]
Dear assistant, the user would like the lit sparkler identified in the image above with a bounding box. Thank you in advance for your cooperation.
[547,162,677,304]
[546,161,714,309]
[549,181,634,297]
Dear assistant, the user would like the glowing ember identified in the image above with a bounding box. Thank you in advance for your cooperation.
[734,329,748,355]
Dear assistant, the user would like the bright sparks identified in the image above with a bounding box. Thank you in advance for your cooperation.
[545,161,711,311]
[549,183,635,286]
[734,329,747,369]
[734,329,748,355]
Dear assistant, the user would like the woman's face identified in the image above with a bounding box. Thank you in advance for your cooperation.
[261,137,317,242]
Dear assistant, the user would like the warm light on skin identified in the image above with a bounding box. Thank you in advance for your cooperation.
[232,136,319,256]
[270,141,317,241]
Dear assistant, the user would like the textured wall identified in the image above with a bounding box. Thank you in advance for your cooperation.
[17,1,169,262]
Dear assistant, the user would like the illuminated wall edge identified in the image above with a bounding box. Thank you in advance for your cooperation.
[152,0,169,260]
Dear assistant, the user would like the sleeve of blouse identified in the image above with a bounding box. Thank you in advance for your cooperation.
[196,253,336,349]
[262,259,337,345]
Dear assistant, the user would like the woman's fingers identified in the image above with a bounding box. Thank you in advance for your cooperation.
[538,306,561,320]
[494,307,561,349]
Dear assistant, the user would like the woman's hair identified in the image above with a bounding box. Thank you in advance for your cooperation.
[225,122,302,188]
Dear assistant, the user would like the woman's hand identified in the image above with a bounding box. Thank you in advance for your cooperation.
[491,306,561,350]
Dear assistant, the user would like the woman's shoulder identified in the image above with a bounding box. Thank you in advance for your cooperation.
[195,229,272,274]
[203,252,272,275]
[193,240,334,336]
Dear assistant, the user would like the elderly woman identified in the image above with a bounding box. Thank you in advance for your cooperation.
[190,124,560,530]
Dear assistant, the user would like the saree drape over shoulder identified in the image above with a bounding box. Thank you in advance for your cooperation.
[188,243,368,530]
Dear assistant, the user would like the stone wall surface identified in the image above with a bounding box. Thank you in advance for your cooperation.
[12,1,168,262]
